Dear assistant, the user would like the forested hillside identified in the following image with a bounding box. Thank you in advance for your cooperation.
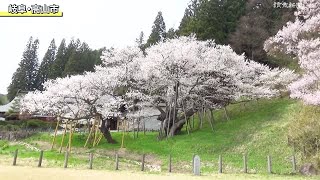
[7,38,104,101]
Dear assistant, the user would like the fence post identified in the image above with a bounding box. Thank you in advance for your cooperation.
[292,155,296,173]
[243,154,248,173]
[218,155,223,173]
[303,146,306,158]
[115,153,119,170]
[89,152,93,169]
[12,149,18,166]
[168,154,172,173]
[38,150,44,167]
[64,151,69,168]
[267,155,272,174]
[141,154,145,171]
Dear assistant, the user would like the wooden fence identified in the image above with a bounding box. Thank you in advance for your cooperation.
[8,149,300,176]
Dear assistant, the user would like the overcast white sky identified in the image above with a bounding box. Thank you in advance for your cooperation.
[0,0,190,94]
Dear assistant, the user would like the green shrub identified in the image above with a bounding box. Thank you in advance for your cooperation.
[288,104,320,167]
[26,119,48,129]
[0,121,7,126]
[0,119,54,130]
[4,124,21,131]
[0,124,20,131]
[7,120,26,126]
[0,140,9,150]
[4,112,19,120]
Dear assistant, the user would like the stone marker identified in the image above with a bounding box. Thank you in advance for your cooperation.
[193,155,200,176]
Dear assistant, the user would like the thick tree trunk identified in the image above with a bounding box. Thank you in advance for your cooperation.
[156,106,196,137]
[168,109,195,136]
[100,119,116,144]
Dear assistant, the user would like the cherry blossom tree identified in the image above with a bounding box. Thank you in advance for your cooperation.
[21,71,126,144]
[21,46,144,145]
[126,36,296,137]
[22,36,296,143]
[264,0,320,105]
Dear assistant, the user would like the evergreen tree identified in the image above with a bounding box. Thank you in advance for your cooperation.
[7,37,39,101]
[91,47,106,65]
[50,39,67,79]
[135,31,146,53]
[62,39,81,76]
[146,11,166,47]
[178,0,203,36]
[37,39,56,90]
[197,0,246,43]
[178,0,246,44]
[166,28,177,39]
[64,41,98,75]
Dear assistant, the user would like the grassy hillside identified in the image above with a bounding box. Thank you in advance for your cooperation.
[0,98,307,176]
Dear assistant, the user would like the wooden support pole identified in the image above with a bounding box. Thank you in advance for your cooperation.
[224,107,230,121]
[115,153,119,170]
[117,118,119,132]
[210,109,215,122]
[188,115,192,131]
[96,133,103,146]
[84,120,95,148]
[158,121,163,139]
[93,118,100,147]
[127,121,130,135]
[267,155,272,174]
[141,154,145,171]
[59,121,68,153]
[166,103,172,138]
[89,153,93,169]
[38,150,44,167]
[121,120,125,148]
[92,122,97,147]
[12,149,18,166]
[218,155,223,173]
[64,151,69,168]
[161,108,168,138]
[208,109,214,132]
[137,117,140,138]
[143,120,146,135]
[68,122,73,152]
[182,104,189,135]
[199,110,203,129]
[133,119,136,139]
[168,154,172,173]
[243,154,248,173]
[207,112,214,133]
[51,117,60,150]
[292,155,296,173]
[317,138,319,154]
[192,115,195,129]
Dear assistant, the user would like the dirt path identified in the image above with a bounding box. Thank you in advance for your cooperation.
[0,165,317,180]
[0,165,210,180]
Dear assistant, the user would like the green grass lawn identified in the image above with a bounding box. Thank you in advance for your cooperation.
[0,97,312,177]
